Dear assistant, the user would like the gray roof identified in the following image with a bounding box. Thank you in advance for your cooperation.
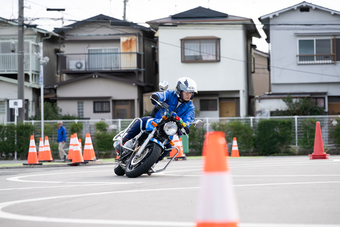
[147,6,260,38]
[53,14,153,33]
[259,1,340,21]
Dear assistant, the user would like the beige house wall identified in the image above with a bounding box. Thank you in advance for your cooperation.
[253,50,270,96]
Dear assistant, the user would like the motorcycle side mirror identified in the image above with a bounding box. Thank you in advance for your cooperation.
[159,81,169,91]
[192,119,203,127]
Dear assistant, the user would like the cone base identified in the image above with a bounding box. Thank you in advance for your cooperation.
[39,160,54,162]
[23,163,43,165]
[309,153,330,159]
[84,159,97,161]
[68,161,89,166]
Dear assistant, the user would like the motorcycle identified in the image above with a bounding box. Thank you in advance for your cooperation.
[113,81,201,178]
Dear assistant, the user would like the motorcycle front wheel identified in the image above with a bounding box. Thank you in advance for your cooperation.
[125,143,162,178]
[114,163,125,176]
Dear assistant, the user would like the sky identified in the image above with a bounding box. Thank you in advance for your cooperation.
[1,0,340,52]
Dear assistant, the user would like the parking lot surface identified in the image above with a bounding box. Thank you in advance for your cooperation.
[0,156,340,227]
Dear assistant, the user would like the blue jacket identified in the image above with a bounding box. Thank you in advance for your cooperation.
[57,126,67,143]
[153,90,195,127]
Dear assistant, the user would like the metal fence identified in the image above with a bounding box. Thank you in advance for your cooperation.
[5,115,340,147]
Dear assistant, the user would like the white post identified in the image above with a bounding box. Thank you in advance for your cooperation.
[39,42,44,140]
[295,115,298,147]
[14,108,18,160]
[206,118,209,132]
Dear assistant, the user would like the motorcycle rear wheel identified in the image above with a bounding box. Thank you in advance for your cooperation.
[125,143,162,178]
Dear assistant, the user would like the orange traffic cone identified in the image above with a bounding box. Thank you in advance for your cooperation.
[78,139,82,153]
[42,136,53,162]
[67,134,74,161]
[231,137,240,157]
[309,121,330,159]
[169,135,187,160]
[202,132,229,157]
[37,137,45,161]
[195,131,239,227]
[23,135,42,165]
[68,137,88,166]
[83,133,96,161]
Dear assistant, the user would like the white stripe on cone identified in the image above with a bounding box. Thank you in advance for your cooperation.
[196,172,239,222]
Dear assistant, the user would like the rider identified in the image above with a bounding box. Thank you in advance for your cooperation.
[115,77,197,158]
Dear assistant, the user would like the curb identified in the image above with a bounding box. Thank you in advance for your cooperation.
[0,160,116,169]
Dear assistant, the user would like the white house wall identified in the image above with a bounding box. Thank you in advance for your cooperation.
[158,24,248,116]
[158,25,247,91]
[270,8,340,94]
[0,81,35,123]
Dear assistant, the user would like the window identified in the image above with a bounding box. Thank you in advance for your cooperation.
[77,101,84,118]
[93,101,110,113]
[298,39,333,64]
[200,99,217,111]
[181,37,220,62]
[312,98,325,108]
[88,48,119,70]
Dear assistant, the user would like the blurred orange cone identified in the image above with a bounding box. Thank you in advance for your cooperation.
[231,137,240,157]
[202,132,229,157]
[68,137,88,166]
[309,121,330,159]
[42,136,53,162]
[169,135,187,160]
[37,137,45,161]
[83,133,96,161]
[67,134,75,161]
[23,135,42,165]
[195,131,239,227]
[78,139,82,153]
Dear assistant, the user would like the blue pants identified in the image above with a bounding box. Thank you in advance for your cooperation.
[125,116,172,161]
[125,117,151,140]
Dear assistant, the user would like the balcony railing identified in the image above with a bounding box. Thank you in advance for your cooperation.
[0,53,40,73]
[297,54,336,65]
[60,52,142,72]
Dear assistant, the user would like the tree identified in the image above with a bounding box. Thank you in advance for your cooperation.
[30,102,79,120]
[276,94,325,116]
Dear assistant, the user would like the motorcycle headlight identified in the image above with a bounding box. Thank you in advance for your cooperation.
[163,122,178,136]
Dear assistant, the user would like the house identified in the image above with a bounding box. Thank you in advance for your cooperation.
[257,1,340,115]
[252,49,270,97]
[49,14,157,119]
[147,6,260,117]
[0,17,59,123]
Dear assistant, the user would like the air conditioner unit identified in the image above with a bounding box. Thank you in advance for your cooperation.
[69,60,85,70]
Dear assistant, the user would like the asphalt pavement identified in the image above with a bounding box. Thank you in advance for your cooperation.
[0,156,340,227]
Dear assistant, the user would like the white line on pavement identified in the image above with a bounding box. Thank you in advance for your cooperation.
[0,187,339,227]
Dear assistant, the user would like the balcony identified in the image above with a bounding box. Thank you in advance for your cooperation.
[297,54,336,65]
[60,52,143,73]
[0,53,40,73]
[0,53,40,85]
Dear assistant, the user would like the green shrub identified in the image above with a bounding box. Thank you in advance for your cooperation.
[188,126,206,155]
[330,119,340,148]
[0,125,16,157]
[254,119,294,155]
[94,132,116,154]
[70,122,83,135]
[299,119,318,150]
[212,120,254,155]
[95,122,108,132]
[0,124,34,159]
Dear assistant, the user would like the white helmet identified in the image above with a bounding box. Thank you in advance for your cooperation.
[176,77,198,101]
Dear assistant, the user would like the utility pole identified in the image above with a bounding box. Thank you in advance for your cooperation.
[123,0,128,20]
[18,0,24,122]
